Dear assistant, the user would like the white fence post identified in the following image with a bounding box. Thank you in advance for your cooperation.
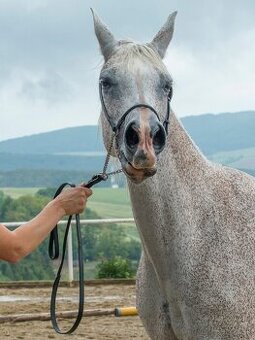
[67,225,74,283]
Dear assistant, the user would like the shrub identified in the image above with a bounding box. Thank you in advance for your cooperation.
[96,256,135,279]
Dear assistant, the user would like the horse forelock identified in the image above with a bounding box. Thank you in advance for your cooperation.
[107,40,168,74]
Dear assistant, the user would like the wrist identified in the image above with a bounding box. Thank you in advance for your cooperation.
[48,198,66,219]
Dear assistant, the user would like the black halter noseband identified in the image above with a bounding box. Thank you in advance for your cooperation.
[99,81,172,135]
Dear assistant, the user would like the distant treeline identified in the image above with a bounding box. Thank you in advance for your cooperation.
[0,152,105,171]
[0,168,253,188]
[0,169,125,187]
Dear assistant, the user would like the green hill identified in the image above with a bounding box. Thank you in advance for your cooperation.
[0,125,104,154]
[181,111,255,155]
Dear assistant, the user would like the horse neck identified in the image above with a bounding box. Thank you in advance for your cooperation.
[163,111,208,184]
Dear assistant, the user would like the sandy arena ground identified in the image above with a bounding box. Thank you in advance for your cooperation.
[0,283,149,339]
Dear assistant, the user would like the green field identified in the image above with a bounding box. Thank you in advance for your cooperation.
[88,188,132,218]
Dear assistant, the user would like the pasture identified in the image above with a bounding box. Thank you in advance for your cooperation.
[88,188,133,218]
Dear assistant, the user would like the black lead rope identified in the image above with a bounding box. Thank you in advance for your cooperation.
[48,131,122,335]
[48,175,109,334]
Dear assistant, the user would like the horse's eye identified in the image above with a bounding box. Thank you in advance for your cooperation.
[100,78,113,90]
[164,83,173,100]
[164,82,171,92]
[168,86,173,100]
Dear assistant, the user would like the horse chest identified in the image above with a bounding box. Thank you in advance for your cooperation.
[130,184,205,282]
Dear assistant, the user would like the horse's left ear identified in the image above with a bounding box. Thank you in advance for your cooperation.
[149,11,177,59]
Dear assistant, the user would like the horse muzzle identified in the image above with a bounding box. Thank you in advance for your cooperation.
[119,150,157,184]
[119,115,166,183]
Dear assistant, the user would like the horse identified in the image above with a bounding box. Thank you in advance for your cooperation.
[91,9,255,339]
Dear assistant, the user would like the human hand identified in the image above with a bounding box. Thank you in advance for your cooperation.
[54,186,92,216]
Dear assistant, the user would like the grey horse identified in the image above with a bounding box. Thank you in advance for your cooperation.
[92,9,255,339]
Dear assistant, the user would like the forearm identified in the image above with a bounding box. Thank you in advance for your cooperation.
[12,199,65,261]
[0,186,90,263]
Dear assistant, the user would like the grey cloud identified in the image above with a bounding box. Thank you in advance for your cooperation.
[0,0,254,71]
[19,72,73,104]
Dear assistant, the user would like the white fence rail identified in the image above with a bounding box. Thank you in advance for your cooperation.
[4,218,135,282]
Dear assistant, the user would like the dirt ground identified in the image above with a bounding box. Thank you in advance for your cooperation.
[0,283,149,340]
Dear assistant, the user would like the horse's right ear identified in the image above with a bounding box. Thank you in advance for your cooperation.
[149,11,177,59]
[91,8,118,61]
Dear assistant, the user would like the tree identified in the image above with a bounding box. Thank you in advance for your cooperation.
[0,192,13,221]
[96,256,135,279]
[36,187,57,198]
[2,195,49,222]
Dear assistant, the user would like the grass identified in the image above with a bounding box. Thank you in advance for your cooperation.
[87,188,132,218]
[54,261,99,280]
[83,261,99,280]
[89,188,131,205]
[88,202,132,218]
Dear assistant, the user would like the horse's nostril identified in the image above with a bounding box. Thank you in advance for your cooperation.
[153,125,166,150]
[125,123,139,149]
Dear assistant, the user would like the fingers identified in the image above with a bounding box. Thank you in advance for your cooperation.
[55,185,93,216]
[78,184,93,197]
[73,186,92,214]
[77,196,86,214]
[84,187,93,197]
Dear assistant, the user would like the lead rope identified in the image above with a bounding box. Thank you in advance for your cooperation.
[49,134,122,334]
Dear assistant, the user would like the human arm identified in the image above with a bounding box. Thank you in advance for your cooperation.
[0,186,92,263]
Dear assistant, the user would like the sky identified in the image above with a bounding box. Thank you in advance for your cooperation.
[0,0,254,141]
